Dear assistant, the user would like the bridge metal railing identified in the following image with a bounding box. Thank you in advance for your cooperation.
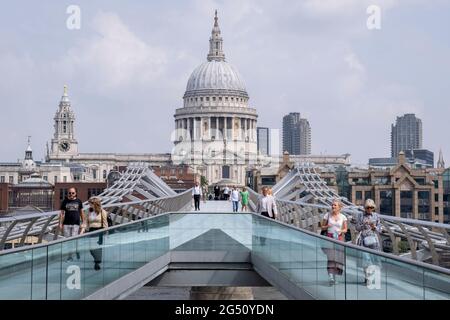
[247,188,450,266]
[0,189,193,251]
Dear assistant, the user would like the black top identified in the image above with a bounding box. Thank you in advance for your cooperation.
[60,198,83,225]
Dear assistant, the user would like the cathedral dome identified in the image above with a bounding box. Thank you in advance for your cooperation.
[185,60,248,97]
[183,11,248,101]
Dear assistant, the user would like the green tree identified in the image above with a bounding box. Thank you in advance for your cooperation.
[200,175,208,188]
[398,240,410,253]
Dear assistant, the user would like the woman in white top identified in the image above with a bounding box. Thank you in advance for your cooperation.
[321,199,347,285]
[80,197,108,270]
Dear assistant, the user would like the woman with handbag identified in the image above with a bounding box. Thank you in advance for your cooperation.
[80,197,108,270]
[321,199,347,286]
[356,199,382,285]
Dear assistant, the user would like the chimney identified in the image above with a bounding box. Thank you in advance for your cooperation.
[398,151,406,165]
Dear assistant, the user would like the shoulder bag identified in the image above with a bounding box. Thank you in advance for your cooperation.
[320,214,329,236]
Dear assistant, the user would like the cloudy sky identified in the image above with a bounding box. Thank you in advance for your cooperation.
[0,0,449,166]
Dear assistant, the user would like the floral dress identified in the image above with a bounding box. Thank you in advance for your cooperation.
[355,211,382,268]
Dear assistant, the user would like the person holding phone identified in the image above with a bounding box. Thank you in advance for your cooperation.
[356,199,382,286]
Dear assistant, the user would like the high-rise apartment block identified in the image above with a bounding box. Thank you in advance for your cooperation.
[282,113,311,155]
[391,114,422,157]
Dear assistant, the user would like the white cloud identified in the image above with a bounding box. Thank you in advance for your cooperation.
[58,12,168,90]
[302,0,400,16]
[345,52,365,73]
[0,1,448,165]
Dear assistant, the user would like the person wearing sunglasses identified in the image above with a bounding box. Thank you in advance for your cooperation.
[59,187,84,261]
[80,197,108,270]
[355,199,382,286]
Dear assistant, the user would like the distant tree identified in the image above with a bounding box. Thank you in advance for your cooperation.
[398,240,410,253]
[200,175,208,188]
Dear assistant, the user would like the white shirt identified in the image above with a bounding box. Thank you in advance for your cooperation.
[223,187,230,194]
[231,190,239,201]
[260,196,269,212]
[324,213,347,235]
[192,186,201,195]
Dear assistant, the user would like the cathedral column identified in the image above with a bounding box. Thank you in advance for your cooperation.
[231,117,234,141]
[187,118,191,140]
[181,119,185,140]
[208,117,211,140]
[180,120,184,140]
[224,117,227,140]
[197,118,201,140]
[244,118,248,140]
[194,118,198,140]
[175,120,178,140]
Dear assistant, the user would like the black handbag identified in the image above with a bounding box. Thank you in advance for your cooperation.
[320,214,329,236]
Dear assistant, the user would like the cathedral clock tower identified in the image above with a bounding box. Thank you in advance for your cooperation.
[48,85,79,160]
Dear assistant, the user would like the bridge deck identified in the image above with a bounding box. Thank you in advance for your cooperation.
[193,200,247,213]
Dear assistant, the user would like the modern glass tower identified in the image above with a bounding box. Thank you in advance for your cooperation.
[391,114,423,157]
[257,127,270,155]
[282,112,311,155]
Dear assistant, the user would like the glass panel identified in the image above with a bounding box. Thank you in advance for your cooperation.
[31,247,48,300]
[46,242,63,299]
[68,234,100,299]
[170,214,251,253]
[1,213,449,300]
[0,249,33,299]
[424,269,450,299]
[345,247,387,299]
[60,238,82,300]
[252,215,347,300]
[385,259,424,300]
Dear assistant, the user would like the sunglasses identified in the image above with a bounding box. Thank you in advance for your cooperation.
[68,192,76,195]
[366,206,374,209]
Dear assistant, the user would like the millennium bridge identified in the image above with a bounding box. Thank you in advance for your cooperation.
[0,163,449,300]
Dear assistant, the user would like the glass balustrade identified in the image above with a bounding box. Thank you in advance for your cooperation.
[0,213,448,300]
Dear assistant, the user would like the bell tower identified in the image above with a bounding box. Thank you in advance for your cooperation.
[48,85,79,161]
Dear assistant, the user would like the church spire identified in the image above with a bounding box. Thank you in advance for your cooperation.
[61,84,70,103]
[438,149,445,169]
[25,136,32,159]
[22,135,35,170]
[207,10,225,62]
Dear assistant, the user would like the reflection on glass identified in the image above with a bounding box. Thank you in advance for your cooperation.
[0,213,448,300]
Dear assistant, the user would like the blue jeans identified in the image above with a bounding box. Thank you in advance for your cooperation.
[232,201,239,212]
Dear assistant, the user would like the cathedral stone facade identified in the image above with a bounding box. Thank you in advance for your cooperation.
[173,11,258,186]
[1,11,353,189]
